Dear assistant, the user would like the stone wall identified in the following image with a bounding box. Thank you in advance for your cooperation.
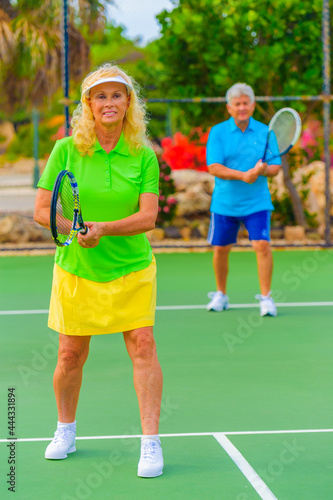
[0,161,330,244]
[147,161,329,243]
[0,215,52,243]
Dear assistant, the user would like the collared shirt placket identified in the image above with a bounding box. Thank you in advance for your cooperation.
[105,152,111,190]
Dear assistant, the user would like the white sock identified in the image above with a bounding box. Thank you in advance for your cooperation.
[57,420,76,431]
[141,434,160,442]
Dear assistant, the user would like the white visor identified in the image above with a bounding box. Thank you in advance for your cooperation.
[84,76,132,96]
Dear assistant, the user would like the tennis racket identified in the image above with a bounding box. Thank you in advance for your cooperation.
[50,170,88,247]
[263,107,302,162]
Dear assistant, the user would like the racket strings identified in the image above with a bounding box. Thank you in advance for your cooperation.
[270,111,297,154]
[56,176,75,242]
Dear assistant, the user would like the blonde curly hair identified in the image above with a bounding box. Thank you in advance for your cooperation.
[71,63,150,155]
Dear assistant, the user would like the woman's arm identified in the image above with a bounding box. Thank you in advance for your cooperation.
[34,188,52,229]
[77,192,158,248]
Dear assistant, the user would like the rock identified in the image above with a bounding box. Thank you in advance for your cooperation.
[284,225,306,242]
[171,216,189,228]
[0,214,52,243]
[269,161,333,228]
[270,228,284,239]
[164,226,181,239]
[0,121,15,154]
[197,222,209,238]
[170,169,214,217]
[190,227,202,239]
[171,169,214,191]
[175,183,212,216]
[179,226,191,241]
[146,228,165,242]
[306,231,321,241]
[238,227,249,239]
[0,157,47,174]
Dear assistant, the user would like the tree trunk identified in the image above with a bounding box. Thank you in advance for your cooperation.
[0,0,16,18]
[281,156,307,227]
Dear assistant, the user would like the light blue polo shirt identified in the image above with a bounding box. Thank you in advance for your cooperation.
[206,117,281,217]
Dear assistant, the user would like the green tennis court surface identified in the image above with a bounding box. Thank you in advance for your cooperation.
[1,251,332,499]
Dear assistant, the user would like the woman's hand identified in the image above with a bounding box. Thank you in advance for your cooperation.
[77,221,104,248]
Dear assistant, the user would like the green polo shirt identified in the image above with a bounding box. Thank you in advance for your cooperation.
[38,134,159,282]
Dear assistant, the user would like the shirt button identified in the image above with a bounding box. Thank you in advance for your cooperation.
[105,161,108,164]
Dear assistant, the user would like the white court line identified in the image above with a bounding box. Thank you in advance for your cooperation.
[0,309,49,316]
[1,302,333,316]
[214,433,278,500]
[157,302,333,310]
[1,428,332,443]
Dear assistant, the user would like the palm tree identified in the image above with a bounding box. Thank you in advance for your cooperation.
[0,0,114,112]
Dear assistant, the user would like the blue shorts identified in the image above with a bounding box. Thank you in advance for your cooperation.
[207,210,271,246]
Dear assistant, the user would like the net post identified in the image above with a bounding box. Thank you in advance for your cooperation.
[322,0,331,246]
[61,0,70,137]
[32,108,39,189]
[166,105,172,137]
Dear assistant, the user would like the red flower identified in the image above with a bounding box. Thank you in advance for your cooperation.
[161,129,211,171]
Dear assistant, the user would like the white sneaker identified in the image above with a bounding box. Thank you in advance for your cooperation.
[45,427,76,459]
[137,439,163,478]
[207,291,229,312]
[255,292,277,317]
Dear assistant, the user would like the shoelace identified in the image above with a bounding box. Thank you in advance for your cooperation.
[255,291,272,301]
[207,291,226,299]
[141,441,159,462]
[53,428,74,444]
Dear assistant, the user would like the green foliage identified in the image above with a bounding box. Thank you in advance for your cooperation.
[156,158,178,226]
[142,0,329,128]
[271,195,295,227]
[0,0,114,116]
[6,121,58,161]
[270,147,320,228]
[86,23,169,140]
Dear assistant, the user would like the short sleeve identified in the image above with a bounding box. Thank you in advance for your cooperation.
[37,139,70,190]
[139,148,160,195]
[206,125,225,166]
[266,131,282,166]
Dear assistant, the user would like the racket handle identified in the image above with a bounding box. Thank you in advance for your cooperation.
[80,226,89,235]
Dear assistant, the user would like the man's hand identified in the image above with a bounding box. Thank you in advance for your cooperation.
[254,159,268,176]
[242,160,267,184]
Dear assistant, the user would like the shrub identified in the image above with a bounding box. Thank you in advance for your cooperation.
[157,158,178,225]
[161,128,209,171]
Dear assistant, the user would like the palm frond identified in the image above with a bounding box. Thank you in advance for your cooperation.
[0,8,15,65]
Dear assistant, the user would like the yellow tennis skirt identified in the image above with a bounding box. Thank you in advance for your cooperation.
[48,256,156,336]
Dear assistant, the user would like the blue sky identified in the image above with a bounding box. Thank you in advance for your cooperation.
[107,0,175,45]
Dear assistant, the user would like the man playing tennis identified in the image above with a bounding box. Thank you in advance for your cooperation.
[206,83,281,316]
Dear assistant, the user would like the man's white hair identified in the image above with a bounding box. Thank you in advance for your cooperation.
[226,83,255,104]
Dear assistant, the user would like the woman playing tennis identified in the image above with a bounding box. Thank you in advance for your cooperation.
[34,63,163,478]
